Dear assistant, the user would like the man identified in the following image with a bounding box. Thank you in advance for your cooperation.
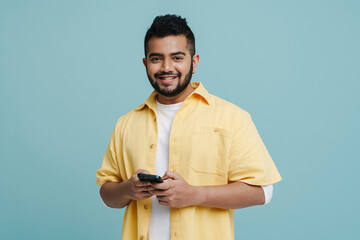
[96,14,281,240]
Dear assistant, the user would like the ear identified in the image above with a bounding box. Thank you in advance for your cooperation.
[192,54,200,74]
[142,58,147,67]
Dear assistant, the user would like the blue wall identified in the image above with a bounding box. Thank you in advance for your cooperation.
[1,0,359,239]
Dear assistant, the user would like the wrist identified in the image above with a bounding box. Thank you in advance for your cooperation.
[192,185,206,206]
[117,179,133,201]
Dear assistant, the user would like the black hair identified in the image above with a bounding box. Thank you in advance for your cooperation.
[144,14,196,57]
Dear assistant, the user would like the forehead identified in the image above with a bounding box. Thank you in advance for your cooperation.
[147,35,189,56]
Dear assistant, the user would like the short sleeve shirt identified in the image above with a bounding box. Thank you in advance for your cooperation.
[96,82,282,240]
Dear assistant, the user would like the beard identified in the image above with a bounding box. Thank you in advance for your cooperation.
[147,63,193,97]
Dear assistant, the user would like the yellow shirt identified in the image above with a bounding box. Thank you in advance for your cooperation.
[96,82,281,240]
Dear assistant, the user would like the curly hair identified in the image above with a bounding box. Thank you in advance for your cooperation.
[144,14,196,57]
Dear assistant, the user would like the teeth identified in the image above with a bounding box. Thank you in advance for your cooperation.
[161,77,175,80]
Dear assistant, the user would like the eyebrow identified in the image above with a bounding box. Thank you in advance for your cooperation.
[148,51,186,58]
[171,51,186,56]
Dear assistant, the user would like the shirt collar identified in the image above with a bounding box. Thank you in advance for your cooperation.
[189,82,212,105]
[134,82,211,111]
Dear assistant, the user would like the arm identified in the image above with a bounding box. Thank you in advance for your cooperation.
[197,181,265,209]
[151,171,265,209]
[100,169,154,208]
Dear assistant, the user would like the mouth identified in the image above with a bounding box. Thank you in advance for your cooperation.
[156,74,180,84]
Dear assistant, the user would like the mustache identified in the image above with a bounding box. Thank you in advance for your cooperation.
[154,72,181,78]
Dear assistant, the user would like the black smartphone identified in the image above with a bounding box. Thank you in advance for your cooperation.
[137,173,163,183]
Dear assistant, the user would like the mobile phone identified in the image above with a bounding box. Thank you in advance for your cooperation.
[137,173,163,183]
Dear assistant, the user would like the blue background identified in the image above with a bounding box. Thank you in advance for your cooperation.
[1,0,359,239]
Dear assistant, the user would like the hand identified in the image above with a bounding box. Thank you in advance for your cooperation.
[126,169,154,201]
[150,171,198,208]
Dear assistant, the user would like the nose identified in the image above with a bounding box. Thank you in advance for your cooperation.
[161,57,173,72]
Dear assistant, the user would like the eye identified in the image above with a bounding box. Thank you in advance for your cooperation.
[174,56,184,61]
[150,57,161,62]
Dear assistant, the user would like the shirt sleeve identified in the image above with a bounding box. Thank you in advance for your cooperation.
[95,129,122,186]
[228,112,281,186]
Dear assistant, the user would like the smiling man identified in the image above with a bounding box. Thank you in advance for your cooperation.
[96,15,281,240]
[144,31,198,104]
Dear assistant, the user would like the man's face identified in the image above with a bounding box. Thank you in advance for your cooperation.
[143,35,199,100]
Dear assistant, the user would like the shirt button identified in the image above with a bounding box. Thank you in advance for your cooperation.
[213,128,219,133]
[144,204,148,209]
[150,144,155,149]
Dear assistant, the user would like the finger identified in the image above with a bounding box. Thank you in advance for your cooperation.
[162,173,170,180]
[132,182,153,194]
[158,200,169,206]
[151,181,170,190]
[156,195,168,202]
[140,185,157,192]
[133,178,152,188]
[144,185,156,191]
[133,186,151,194]
[158,201,169,207]
[136,169,150,174]
[150,190,167,196]
[163,171,181,180]
[141,190,153,197]
[138,192,153,200]
[135,180,152,187]
[156,195,171,202]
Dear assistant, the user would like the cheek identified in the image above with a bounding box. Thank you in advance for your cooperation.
[146,67,155,76]
[147,64,161,75]
[176,63,191,75]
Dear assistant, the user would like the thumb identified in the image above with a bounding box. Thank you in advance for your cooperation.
[136,169,150,174]
[163,171,182,180]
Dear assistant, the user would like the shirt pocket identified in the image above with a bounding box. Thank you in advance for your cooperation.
[190,126,232,175]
